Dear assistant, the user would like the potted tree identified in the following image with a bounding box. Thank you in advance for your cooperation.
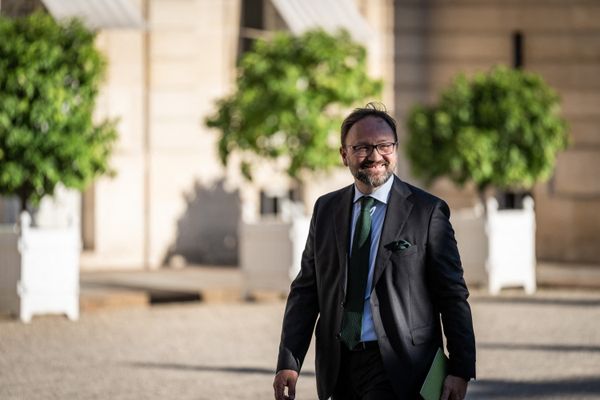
[206,29,381,294]
[0,12,118,321]
[406,65,568,294]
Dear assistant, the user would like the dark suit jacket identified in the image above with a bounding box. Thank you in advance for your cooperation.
[276,176,476,399]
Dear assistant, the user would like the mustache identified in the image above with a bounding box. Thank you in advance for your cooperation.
[359,160,389,169]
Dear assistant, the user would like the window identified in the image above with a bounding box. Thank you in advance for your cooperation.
[240,0,265,56]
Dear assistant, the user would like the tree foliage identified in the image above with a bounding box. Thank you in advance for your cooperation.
[0,12,118,210]
[406,66,569,195]
[206,29,382,181]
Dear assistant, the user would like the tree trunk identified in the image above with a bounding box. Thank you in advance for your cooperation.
[17,187,30,214]
[477,187,488,217]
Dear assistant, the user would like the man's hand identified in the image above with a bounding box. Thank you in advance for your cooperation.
[273,369,299,400]
[440,375,468,400]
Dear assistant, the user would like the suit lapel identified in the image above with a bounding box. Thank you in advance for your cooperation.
[372,176,414,290]
[333,184,354,299]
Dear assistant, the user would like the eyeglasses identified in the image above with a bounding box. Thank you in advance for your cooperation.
[347,142,397,157]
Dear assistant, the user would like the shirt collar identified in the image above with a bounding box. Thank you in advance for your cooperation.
[353,174,394,205]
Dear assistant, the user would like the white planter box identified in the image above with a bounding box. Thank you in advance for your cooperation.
[240,217,310,294]
[451,204,488,287]
[452,197,536,295]
[0,212,80,322]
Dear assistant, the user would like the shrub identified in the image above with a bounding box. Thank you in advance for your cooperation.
[0,12,118,211]
[406,66,568,199]
[206,29,382,181]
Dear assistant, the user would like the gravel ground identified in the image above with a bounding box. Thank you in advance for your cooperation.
[1,289,599,400]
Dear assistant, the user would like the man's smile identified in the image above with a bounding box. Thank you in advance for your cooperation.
[360,162,389,171]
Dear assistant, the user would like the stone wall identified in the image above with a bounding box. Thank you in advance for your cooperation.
[83,0,242,269]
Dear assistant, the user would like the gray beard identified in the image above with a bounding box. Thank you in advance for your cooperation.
[355,167,393,188]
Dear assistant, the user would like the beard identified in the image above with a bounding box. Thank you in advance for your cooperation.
[351,160,394,188]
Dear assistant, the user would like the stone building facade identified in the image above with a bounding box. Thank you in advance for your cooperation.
[1,0,598,271]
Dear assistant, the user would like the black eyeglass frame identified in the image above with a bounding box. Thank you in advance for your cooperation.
[346,141,398,156]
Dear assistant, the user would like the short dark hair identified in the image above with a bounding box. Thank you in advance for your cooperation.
[340,102,397,145]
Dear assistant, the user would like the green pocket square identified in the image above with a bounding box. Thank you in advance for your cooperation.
[384,240,413,251]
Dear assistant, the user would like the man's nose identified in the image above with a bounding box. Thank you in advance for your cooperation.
[366,146,383,161]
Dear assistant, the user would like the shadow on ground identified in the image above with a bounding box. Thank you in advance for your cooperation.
[479,342,600,353]
[471,296,600,307]
[127,361,316,377]
[469,377,600,399]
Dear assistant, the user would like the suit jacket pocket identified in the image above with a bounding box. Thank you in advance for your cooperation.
[392,245,419,257]
[410,324,434,345]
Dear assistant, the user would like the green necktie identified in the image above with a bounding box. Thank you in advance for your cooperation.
[340,196,374,350]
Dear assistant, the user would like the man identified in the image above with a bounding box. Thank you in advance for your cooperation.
[273,103,476,400]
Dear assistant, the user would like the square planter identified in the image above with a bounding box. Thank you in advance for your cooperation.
[240,216,310,295]
[0,212,80,322]
[451,197,536,295]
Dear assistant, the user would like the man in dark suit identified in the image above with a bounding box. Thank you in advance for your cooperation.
[273,103,476,400]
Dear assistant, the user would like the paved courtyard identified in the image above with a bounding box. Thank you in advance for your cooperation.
[1,289,599,399]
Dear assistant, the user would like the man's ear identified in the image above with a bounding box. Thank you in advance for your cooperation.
[340,146,349,167]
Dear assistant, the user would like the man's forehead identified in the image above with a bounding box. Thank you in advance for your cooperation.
[349,116,394,135]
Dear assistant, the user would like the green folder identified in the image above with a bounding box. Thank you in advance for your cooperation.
[420,348,448,400]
